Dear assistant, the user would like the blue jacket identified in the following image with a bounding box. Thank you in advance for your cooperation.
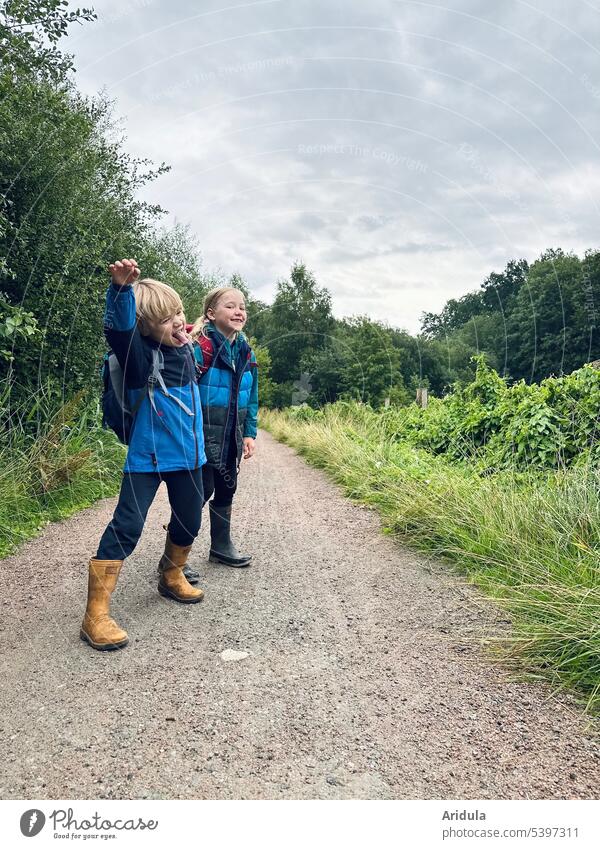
[104,283,206,473]
[194,322,258,468]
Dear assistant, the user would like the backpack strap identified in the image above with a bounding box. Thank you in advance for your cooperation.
[147,348,194,419]
[194,335,214,376]
[126,350,163,418]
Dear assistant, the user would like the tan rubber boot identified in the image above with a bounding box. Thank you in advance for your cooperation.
[80,559,129,651]
[158,535,204,604]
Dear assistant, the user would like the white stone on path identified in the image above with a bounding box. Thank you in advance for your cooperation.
[220,649,250,662]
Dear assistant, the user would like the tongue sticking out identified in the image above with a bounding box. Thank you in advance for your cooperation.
[172,329,188,344]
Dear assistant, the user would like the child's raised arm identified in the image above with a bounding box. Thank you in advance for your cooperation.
[103,258,149,387]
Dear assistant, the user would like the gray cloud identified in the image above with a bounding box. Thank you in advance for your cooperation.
[67,0,600,332]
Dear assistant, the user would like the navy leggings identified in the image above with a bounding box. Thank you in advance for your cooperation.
[96,468,204,561]
[201,442,238,508]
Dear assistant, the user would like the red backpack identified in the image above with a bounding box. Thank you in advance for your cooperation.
[185,324,213,377]
[186,324,254,378]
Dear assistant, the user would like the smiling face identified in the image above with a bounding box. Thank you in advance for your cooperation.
[207,289,247,338]
[142,308,188,347]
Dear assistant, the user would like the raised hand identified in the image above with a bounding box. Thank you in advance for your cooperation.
[108,258,140,286]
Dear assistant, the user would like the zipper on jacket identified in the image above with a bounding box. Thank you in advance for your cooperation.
[186,348,199,469]
[219,375,235,468]
[229,347,250,460]
[213,334,249,467]
[230,346,251,464]
[221,344,239,467]
[191,378,199,469]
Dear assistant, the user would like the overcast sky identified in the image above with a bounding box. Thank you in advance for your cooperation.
[65,0,600,333]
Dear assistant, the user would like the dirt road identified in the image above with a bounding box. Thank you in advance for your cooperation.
[0,429,598,799]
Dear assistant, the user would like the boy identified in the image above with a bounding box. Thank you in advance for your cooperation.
[81,259,206,652]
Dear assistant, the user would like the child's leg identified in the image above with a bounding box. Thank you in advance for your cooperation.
[163,468,204,545]
[163,467,207,583]
[157,469,204,604]
[208,449,250,567]
[211,459,238,508]
[96,472,162,560]
[82,472,161,651]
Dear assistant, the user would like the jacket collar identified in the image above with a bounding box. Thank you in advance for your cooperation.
[205,321,247,347]
[205,322,250,370]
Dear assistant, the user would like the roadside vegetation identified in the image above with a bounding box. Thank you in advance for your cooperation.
[262,358,600,713]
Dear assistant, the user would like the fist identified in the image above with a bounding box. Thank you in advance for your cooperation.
[109,258,140,286]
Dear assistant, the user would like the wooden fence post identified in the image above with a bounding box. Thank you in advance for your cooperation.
[416,387,428,408]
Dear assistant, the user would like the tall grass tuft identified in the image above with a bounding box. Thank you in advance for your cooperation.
[0,381,124,557]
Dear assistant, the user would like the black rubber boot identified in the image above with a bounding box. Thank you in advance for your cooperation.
[182,564,200,584]
[158,561,199,583]
[209,502,252,567]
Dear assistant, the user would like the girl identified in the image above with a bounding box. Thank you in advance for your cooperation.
[183,286,258,579]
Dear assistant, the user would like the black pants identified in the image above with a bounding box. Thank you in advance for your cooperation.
[202,442,238,508]
[96,468,204,561]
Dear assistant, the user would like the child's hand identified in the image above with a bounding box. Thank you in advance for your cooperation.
[109,258,140,286]
[242,437,255,459]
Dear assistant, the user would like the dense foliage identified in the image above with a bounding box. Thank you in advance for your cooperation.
[246,250,600,409]
[379,355,600,471]
[0,0,215,417]
[286,356,600,472]
[421,249,600,384]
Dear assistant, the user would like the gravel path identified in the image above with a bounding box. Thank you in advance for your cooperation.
[0,429,599,800]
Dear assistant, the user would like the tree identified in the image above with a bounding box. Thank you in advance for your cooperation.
[298,321,350,406]
[244,295,272,346]
[298,316,409,408]
[576,249,600,366]
[505,250,587,382]
[137,222,215,319]
[0,78,171,403]
[480,258,528,313]
[267,263,335,385]
[1,0,95,81]
[338,317,407,406]
[247,337,276,408]
[420,291,486,338]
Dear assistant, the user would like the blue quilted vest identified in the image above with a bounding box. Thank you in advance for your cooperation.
[195,326,255,468]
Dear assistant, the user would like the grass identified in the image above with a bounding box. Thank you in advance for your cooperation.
[0,388,124,558]
[262,403,600,714]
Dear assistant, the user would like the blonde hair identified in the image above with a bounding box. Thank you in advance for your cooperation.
[133,278,184,330]
[190,286,242,339]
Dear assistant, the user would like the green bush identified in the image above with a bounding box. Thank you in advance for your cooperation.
[370,356,600,472]
[286,404,325,423]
